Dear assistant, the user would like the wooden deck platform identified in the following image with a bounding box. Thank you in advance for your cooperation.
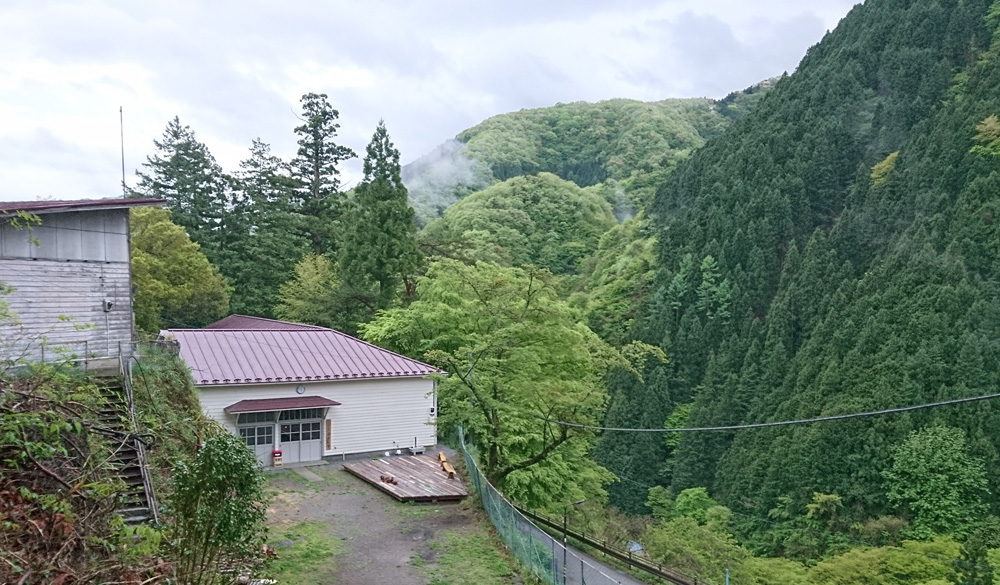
[343,455,468,502]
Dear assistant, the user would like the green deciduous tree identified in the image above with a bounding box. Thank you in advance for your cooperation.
[273,254,369,334]
[643,516,751,583]
[340,121,422,309]
[166,432,269,585]
[292,93,356,255]
[883,425,990,540]
[361,258,615,509]
[674,487,722,525]
[130,207,230,332]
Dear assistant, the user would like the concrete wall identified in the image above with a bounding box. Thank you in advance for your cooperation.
[197,377,438,456]
[0,209,134,363]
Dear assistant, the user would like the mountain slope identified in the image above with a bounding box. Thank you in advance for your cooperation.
[596,0,1000,544]
[403,89,770,224]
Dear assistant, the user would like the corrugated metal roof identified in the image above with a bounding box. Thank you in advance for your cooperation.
[225,396,341,413]
[204,314,325,330]
[165,326,442,386]
[0,198,165,214]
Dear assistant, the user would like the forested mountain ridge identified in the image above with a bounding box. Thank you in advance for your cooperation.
[596,0,1000,553]
[403,86,770,224]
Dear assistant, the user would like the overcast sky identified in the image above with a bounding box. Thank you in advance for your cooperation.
[0,0,858,202]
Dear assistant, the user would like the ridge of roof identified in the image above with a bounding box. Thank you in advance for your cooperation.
[0,197,165,214]
[203,314,326,330]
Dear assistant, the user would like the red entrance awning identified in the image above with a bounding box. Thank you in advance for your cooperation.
[224,396,341,414]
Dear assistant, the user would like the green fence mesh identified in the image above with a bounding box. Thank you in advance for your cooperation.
[458,427,646,585]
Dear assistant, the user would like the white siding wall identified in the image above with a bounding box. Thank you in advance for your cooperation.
[197,377,438,456]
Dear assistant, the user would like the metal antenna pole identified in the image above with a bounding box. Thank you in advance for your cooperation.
[120,106,126,196]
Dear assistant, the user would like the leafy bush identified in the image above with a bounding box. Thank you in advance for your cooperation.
[166,433,269,585]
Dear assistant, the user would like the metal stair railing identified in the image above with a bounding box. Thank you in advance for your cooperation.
[118,352,159,524]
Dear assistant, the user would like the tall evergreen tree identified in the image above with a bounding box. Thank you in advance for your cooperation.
[340,121,422,309]
[291,93,356,254]
[227,140,309,316]
[133,117,227,252]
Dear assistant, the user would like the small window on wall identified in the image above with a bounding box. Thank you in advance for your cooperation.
[239,426,273,447]
[237,412,276,425]
[279,408,325,421]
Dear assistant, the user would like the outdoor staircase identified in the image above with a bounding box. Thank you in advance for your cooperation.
[98,380,159,525]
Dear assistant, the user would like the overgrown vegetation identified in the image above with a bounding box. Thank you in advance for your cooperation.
[0,332,268,583]
[0,366,154,583]
[129,342,213,495]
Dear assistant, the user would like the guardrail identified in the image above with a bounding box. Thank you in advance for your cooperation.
[514,506,697,585]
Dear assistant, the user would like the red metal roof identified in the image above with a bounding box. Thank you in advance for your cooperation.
[165,325,443,386]
[204,315,325,330]
[224,396,341,413]
[0,197,165,214]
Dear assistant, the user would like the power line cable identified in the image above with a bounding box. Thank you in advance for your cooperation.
[527,392,1000,433]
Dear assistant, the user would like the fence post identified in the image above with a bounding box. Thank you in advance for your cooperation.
[581,558,585,585]
[552,539,558,583]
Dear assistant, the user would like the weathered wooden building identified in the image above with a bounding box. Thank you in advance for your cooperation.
[0,198,163,367]
[165,315,442,465]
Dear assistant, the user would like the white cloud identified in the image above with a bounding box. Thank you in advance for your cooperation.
[0,0,856,201]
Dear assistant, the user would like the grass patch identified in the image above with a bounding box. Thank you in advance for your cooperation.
[423,531,514,585]
[267,521,341,585]
[398,502,438,517]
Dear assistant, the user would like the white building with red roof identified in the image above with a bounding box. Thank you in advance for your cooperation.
[164,315,442,466]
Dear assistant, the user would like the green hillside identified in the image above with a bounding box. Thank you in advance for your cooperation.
[595,0,1000,555]
[404,89,768,224]
[421,172,615,274]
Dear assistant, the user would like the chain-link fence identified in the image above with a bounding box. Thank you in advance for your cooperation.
[458,427,648,585]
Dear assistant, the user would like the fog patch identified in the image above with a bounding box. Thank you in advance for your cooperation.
[403,139,493,226]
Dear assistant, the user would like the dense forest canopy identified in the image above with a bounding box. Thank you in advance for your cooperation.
[107,0,1000,578]
[596,0,1000,553]
[420,172,615,274]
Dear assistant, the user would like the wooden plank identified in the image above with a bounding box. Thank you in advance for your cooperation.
[344,455,468,502]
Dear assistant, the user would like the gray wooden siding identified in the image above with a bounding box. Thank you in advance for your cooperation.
[0,258,133,363]
[0,210,129,263]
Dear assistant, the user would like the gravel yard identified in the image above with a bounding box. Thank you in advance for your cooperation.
[264,461,528,585]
